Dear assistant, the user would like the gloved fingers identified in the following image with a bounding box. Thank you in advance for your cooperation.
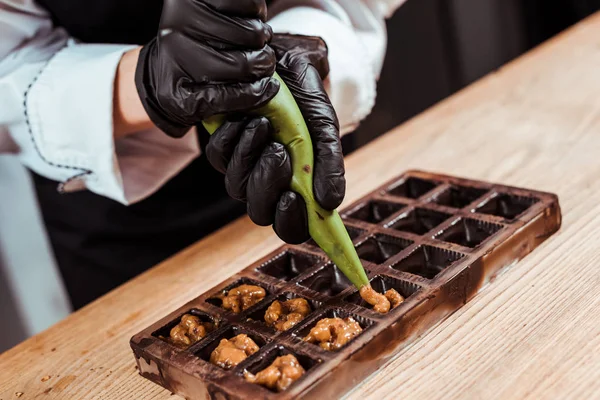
[206,118,249,174]
[224,117,272,201]
[246,142,292,226]
[273,191,310,244]
[161,0,272,49]
[162,31,276,83]
[202,0,268,21]
[277,63,345,210]
[176,77,280,122]
[136,0,274,138]
[270,34,330,79]
[276,61,339,136]
[312,132,346,211]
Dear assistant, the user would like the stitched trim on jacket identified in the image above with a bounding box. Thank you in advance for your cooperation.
[23,47,92,182]
[57,171,89,193]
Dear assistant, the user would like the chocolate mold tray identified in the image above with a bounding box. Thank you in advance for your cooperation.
[131,170,561,399]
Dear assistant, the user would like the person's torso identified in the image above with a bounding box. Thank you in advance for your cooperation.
[36,0,276,44]
[32,0,259,274]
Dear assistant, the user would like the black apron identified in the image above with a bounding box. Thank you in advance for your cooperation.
[33,0,262,309]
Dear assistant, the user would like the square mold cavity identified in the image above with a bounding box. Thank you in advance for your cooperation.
[391,245,465,279]
[474,193,540,220]
[240,346,321,393]
[305,225,365,249]
[387,177,439,199]
[257,250,323,282]
[387,208,451,235]
[343,275,422,312]
[432,185,488,208]
[355,234,413,264]
[297,264,367,297]
[245,293,323,333]
[345,200,406,224]
[435,218,504,248]
[292,308,375,352]
[206,278,270,312]
[194,325,268,370]
[152,309,220,347]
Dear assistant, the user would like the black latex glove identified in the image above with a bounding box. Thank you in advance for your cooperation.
[135,0,280,137]
[205,34,345,244]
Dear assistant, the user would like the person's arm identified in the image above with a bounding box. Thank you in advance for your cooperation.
[0,0,202,204]
[267,0,409,134]
[113,47,155,138]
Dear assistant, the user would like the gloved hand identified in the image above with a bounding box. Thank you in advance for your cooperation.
[135,0,280,137]
[205,34,345,244]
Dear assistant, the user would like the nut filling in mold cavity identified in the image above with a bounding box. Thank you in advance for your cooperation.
[131,170,561,400]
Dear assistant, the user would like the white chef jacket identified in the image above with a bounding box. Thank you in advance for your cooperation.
[0,0,407,204]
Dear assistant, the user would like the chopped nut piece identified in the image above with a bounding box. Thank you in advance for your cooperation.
[359,285,391,313]
[384,289,404,309]
[167,314,215,347]
[264,298,312,331]
[358,285,405,313]
[218,284,266,313]
[304,317,362,351]
[209,334,259,369]
[244,354,306,392]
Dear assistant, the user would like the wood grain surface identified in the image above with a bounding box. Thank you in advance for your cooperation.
[2,12,600,400]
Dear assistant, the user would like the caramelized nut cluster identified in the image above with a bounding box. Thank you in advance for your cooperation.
[167,314,215,347]
[210,334,259,369]
[264,298,312,331]
[359,285,404,313]
[217,284,266,313]
[244,354,306,392]
[303,317,363,351]
[384,288,404,309]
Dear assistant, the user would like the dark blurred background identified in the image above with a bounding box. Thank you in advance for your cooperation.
[343,0,600,151]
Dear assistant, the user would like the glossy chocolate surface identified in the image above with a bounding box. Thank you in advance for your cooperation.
[131,170,561,399]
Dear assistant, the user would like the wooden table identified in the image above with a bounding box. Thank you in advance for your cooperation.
[3,13,600,400]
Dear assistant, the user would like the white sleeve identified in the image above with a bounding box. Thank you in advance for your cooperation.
[267,0,408,135]
[0,0,199,204]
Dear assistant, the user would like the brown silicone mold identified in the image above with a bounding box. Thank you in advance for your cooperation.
[130,170,561,399]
